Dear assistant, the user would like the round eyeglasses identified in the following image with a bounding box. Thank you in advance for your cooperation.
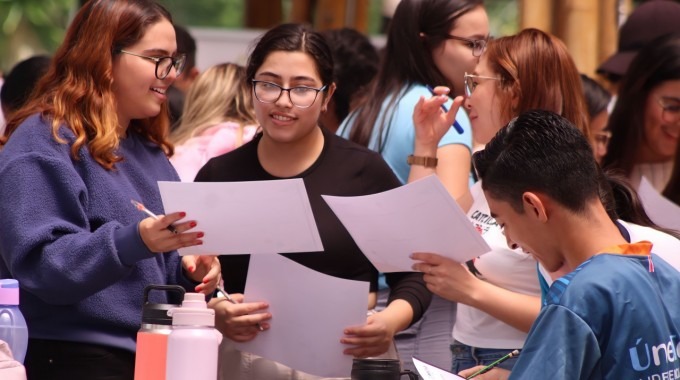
[464,72,500,97]
[116,49,187,80]
[657,96,680,124]
[444,35,489,57]
[252,80,327,108]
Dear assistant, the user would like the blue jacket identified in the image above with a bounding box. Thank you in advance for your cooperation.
[511,253,680,379]
[0,114,195,352]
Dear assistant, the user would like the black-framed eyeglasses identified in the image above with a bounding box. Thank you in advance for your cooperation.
[464,72,500,97]
[116,49,186,80]
[444,35,489,57]
[251,80,327,108]
[657,96,680,124]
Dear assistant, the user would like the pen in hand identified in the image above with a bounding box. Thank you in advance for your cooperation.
[216,286,265,332]
[131,199,178,234]
[466,349,519,379]
[425,84,464,134]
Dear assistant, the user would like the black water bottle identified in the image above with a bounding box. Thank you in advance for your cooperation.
[350,358,418,380]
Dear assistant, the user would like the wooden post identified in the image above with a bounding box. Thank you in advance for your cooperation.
[598,0,619,74]
[245,0,282,29]
[291,0,314,24]
[554,0,600,76]
[519,0,554,33]
[314,0,347,30]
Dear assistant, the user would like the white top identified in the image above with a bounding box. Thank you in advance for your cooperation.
[630,160,674,192]
[453,182,541,349]
[539,220,680,287]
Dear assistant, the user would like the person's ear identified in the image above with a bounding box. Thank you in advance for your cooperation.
[522,192,548,223]
[186,66,199,81]
[322,82,336,112]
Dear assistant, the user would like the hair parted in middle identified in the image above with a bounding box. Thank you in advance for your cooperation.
[246,23,334,93]
[473,110,600,214]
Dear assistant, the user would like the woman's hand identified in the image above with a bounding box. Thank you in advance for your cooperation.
[411,252,479,304]
[341,312,395,358]
[182,255,221,295]
[139,211,204,253]
[209,294,271,343]
[458,365,511,380]
[413,86,464,152]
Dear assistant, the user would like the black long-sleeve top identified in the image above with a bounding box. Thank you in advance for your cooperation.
[194,127,432,324]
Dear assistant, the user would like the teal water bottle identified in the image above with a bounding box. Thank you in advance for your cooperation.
[0,279,28,363]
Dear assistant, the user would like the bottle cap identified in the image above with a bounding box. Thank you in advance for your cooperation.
[168,293,215,327]
[141,285,185,325]
[0,279,20,305]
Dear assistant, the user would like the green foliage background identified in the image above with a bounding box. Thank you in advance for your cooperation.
[0,0,519,72]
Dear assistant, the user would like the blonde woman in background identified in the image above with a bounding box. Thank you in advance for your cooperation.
[170,62,259,181]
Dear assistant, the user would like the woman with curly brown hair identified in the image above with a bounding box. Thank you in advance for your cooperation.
[0,1,220,378]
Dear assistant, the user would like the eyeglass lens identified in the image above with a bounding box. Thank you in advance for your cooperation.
[157,56,185,79]
[253,82,322,108]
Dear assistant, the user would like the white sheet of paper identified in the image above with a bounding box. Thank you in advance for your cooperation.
[638,177,680,231]
[234,254,369,378]
[413,357,465,380]
[157,179,323,255]
[322,175,491,272]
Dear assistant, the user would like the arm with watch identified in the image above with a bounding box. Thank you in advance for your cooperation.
[409,86,473,211]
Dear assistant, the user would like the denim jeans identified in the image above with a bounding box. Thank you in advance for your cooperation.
[450,341,521,374]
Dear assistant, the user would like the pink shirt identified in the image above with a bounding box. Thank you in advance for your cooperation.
[170,122,258,182]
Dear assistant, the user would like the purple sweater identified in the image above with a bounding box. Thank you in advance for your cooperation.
[0,114,195,352]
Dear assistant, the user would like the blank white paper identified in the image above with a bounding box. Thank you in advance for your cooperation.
[413,357,465,380]
[235,254,369,378]
[322,176,491,272]
[158,179,323,255]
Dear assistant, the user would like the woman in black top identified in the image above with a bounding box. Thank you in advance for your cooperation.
[196,23,431,367]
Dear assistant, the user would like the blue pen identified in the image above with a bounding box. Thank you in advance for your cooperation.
[425,85,464,134]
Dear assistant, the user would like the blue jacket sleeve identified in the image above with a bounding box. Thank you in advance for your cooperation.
[510,304,602,379]
[0,152,154,304]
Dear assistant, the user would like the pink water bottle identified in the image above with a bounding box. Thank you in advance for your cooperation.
[134,285,185,380]
[166,293,222,380]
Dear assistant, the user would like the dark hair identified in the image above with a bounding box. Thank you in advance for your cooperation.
[473,110,600,213]
[580,74,611,119]
[3,0,174,169]
[348,0,483,147]
[599,169,680,239]
[246,23,333,92]
[664,145,680,205]
[320,28,379,124]
[0,55,51,115]
[174,24,196,71]
[602,33,680,176]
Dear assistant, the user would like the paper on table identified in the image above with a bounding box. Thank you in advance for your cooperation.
[157,179,323,255]
[234,254,369,378]
[322,175,491,272]
[413,357,465,380]
[638,177,680,231]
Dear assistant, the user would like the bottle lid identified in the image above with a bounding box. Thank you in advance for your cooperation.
[0,279,20,305]
[168,293,215,327]
[141,285,186,325]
